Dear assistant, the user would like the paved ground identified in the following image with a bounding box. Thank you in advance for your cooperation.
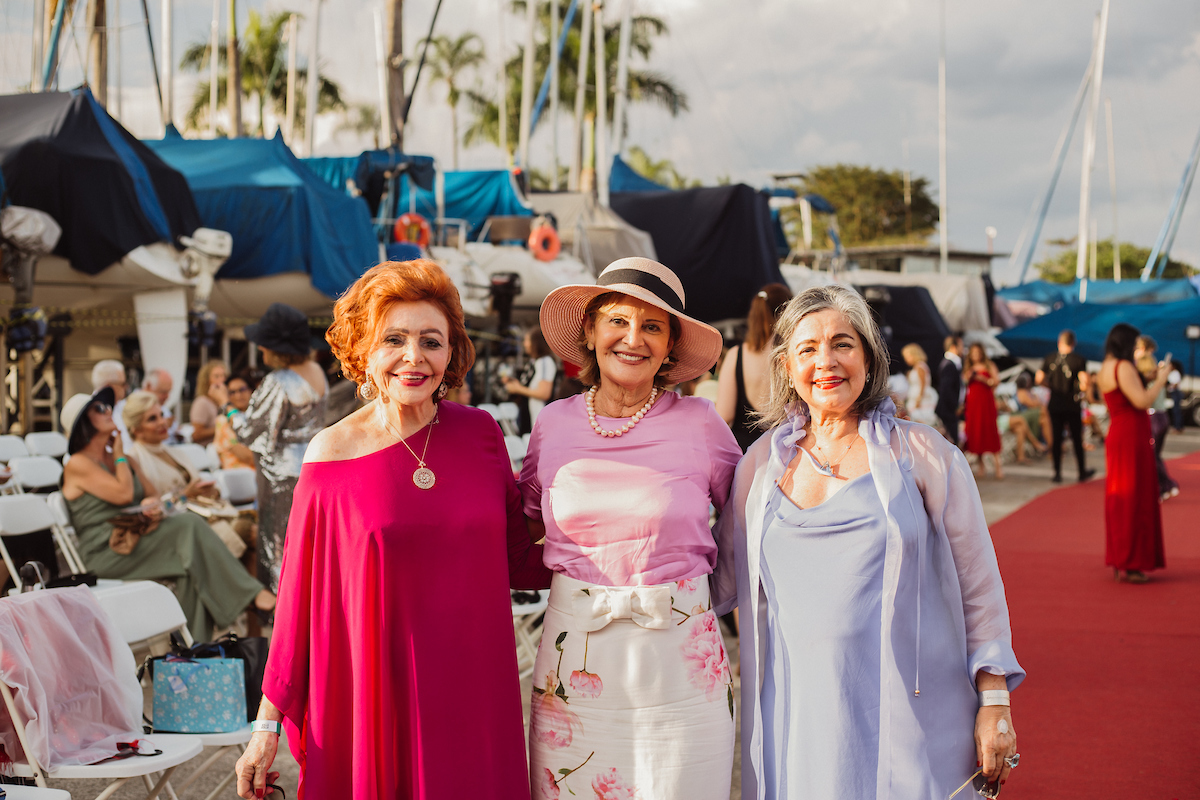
[46,427,1200,800]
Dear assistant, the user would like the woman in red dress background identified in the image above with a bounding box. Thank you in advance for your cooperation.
[1096,323,1170,583]
[963,343,1004,479]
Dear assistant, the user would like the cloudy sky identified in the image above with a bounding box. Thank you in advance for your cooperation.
[3,0,1199,285]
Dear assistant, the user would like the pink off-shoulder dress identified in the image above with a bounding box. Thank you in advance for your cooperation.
[262,402,551,800]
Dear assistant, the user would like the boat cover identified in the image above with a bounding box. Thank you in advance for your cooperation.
[398,169,532,237]
[610,154,671,192]
[146,130,378,298]
[997,278,1198,307]
[610,183,785,322]
[0,89,200,275]
[852,283,952,375]
[997,296,1200,369]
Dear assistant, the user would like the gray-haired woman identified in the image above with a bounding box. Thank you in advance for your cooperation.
[712,285,1024,800]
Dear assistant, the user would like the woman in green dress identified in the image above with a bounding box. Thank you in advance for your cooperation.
[60,387,274,638]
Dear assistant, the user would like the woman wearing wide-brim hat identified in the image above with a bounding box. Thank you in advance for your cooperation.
[519,257,742,798]
[208,303,328,593]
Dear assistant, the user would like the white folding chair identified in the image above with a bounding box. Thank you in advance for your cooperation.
[93,582,252,800]
[496,402,521,436]
[503,435,527,476]
[0,494,86,586]
[205,443,220,469]
[511,590,548,680]
[9,456,65,492]
[175,424,195,444]
[23,432,69,459]
[0,433,31,462]
[1,786,73,800]
[213,468,256,510]
[166,444,216,475]
[0,589,203,800]
[477,403,502,420]
[45,491,87,575]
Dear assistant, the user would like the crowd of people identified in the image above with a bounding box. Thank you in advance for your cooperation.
[42,255,1186,800]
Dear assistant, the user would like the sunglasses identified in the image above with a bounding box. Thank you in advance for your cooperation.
[948,769,1000,799]
[90,402,114,415]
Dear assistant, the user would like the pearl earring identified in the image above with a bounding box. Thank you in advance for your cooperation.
[586,342,595,351]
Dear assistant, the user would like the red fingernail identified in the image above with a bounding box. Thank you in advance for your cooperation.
[977,761,981,767]
[256,791,263,799]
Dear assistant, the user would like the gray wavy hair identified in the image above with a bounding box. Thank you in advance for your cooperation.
[758,284,893,429]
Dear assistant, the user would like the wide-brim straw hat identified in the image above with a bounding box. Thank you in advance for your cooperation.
[540,257,722,384]
[61,386,116,454]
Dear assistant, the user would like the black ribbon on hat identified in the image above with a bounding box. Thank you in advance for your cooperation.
[597,269,684,313]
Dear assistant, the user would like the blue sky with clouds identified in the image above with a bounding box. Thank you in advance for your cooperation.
[3,0,1199,285]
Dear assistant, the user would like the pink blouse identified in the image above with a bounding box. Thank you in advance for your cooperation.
[519,391,741,587]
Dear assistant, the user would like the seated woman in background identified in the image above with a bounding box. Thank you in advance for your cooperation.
[215,374,257,470]
[1009,373,1049,463]
[189,360,228,446]
[61,387,273,638]
[124,390,251,559]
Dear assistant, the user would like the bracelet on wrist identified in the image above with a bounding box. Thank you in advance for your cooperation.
[979,689,1010,707]
[251,719,282,735]
[225,407,238,418]
[114,457,128,465]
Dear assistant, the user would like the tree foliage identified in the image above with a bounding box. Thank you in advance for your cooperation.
[1034,239,1195,283]
[464,1,687,154]
[422,33,487,169]
[626,145,699,189]
[789,164,939,247]
[179,10,344,138]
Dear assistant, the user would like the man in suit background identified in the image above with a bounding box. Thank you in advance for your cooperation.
[936,334,964,444]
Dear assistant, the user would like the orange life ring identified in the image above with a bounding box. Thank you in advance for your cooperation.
[394,213,431,248]
[528,224,561,262]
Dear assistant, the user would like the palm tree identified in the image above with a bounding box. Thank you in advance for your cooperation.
[338,103,382,149]
[422,33,487,169]
[179,10,345,139]
[465,1,687,156]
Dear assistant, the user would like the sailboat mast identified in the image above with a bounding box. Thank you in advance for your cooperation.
[517,0,536,189]
[209,0,219,137]
[1105,97,1120,281]
[1075,0,1109,292]
[570,0,592,191]
[594,0,608,206]
[937,0,948,274]
[612,0,633,158]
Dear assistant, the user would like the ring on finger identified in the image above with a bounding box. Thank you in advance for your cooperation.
[1004,752,1020,769]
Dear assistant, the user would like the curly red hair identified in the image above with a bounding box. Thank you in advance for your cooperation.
[327,259,475,395]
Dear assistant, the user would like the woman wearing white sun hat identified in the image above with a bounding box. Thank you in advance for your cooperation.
[519,257,741,800]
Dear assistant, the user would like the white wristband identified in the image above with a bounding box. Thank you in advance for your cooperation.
[251,720,282,735]
[979,690,1010,707]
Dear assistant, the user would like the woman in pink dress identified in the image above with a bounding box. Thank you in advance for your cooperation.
[235,259,551,800]
[521,258,741,799]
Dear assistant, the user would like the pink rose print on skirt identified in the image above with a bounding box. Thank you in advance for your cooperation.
[681,612,731,699]
[536,767,560,800]
[532,670,582,749]
[674,577,698,593]
[569,669,604,698]
[591,767,638,800]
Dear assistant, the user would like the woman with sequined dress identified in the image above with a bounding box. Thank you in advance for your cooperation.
[210,303,327,592]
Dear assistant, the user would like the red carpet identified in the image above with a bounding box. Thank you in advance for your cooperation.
[990,451,1200,800]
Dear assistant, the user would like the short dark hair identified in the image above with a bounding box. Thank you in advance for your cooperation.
[1105,323,1139,362]
[1059,329,1076,347]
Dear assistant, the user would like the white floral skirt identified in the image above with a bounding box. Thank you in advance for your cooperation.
[529,572,735,800]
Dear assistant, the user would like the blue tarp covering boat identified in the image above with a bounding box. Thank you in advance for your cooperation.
[396,169,532,237]
[997,278,1198,308]
[997,297,1200,371]
[146,130,378,298]
[303,151,436,196]
[609,155,671,192]
[0,89,200,275]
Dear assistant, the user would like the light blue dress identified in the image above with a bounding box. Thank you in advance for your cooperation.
[713,399,1025,800]
[761,472,886,799]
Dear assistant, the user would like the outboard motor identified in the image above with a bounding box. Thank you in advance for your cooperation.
[0,206,61,352]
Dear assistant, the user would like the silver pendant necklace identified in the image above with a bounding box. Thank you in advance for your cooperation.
[805,432,859,478]
[378,405,438,490]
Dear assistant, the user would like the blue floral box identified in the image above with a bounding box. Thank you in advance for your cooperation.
[152,657,247,733]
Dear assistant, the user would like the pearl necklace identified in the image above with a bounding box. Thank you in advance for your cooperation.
[586,385,658,437]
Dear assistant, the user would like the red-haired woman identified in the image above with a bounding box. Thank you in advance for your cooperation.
[234,260,551,800]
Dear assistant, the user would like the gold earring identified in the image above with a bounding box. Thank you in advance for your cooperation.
[586,342,595,351]
[360,375,378,400]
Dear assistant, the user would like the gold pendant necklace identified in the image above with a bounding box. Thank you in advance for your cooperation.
[378,405,438,490]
